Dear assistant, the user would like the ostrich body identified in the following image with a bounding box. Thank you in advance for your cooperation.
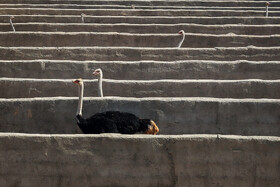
[9,16,15,32]
[73,78,159,135]
[178,30,185,48]
[93,68,103,97]
[266,2,271,17]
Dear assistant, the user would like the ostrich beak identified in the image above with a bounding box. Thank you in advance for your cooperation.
[72,79,79,84]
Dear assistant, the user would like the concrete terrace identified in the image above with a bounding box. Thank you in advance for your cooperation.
[0,0,279,186]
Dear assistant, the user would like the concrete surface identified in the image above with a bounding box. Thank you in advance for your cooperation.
[1,78,280,99]
[1,60,280,80]
[1,8,279,16]
[0,133,279,187]
[1,46,280,61]
[1,32,280,48]
[1,23,280,35]
[1,15,279,24]
[0,97,279,135]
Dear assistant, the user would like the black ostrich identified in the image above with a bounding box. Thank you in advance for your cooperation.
[73,78,159,135]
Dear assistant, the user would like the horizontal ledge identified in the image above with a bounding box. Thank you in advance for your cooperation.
[0,132,279,141]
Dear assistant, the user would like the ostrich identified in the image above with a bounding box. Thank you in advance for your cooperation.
[73,78,159,134]
[266,2,271,17]
[93,68,103,97]
[9,16,15,32]
[178,30,185,48]
[81,13,86,23]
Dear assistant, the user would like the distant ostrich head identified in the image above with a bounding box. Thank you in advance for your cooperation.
[9,15,15,20]
[93,68,103,97]
[72,78,83,86]
[266,2,271,6]
[177,30,185,48]
[93,68,103,77]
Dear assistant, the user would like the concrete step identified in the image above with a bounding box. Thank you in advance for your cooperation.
[1,15,279,25]
[1,8,279,17]
[0,46,279,61]
[1,0,280,7]
[0,97,279,135]
[1,60,280,80]
[1,78,280,99]
[1,32,280,48]
[1,4,280,11]
[1,23,280,35]
[0,133,279,186]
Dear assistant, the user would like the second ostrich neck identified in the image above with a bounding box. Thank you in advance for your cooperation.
[77,83,84,116]
[98,75,103,97]
[178,33,185,48]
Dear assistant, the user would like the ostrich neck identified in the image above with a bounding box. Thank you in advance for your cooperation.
[77,83,84,116]
[98,75,103,97]
[9,19,15,32]
[178,33,185,48]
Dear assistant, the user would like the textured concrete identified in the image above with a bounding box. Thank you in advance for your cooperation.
[1,46,280,61]
[1,78,280,99]
[1,0,280,7]
[0,133,279,187]
[0,97,279,135]
[1,23,280,35]
[1,60,280,80]
[1,8,279,16]
[1,15,279,24]
[1,32,280,48]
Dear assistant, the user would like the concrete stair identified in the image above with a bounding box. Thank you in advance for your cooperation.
[0,0,279,186]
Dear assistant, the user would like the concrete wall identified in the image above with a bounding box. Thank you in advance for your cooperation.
[1,32,279,48]
[1,15,279,25]
[1,60,280,80]
[1,23,280,35]
[0,97,279,136]
[1,78,280,99]
[0,133,279,187]
[1,47,280,61]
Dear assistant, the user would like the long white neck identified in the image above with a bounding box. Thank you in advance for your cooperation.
[266,6,269,17]
[178,33,185,48]
[98,73,103,97]
[9,18,15,32]
[76,83,84,116]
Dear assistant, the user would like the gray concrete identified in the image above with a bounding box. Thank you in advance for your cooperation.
[1,23,280,35]
[0,97,279,135]
[1,0,280,7]
[1,46,280,61]
[1,32,280,48]
[1,60,280,80]
[1,78,280,99]
[1,15,279,24]
[0,133,279,186]
[1,8,279,16]
[2,4,280,10]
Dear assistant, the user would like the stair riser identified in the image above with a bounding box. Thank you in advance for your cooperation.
[1,0,279,7]
[1,61,280,80]
[0,98,279,135]
[1,24,279,35]
[1,16,279,24]
[0,134,279,187]
[1,47,279,61]
[1,33,279,48]
[1,8,278,16]
[1,79,280,98]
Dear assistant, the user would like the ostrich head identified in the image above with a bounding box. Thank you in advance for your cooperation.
[72,78,83,86]
[93,68,103,77]
[81,13,86,17]
[140,119,159,135]
[9,15,15,20]
[266,2,271,6]
[178,30,185,35]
